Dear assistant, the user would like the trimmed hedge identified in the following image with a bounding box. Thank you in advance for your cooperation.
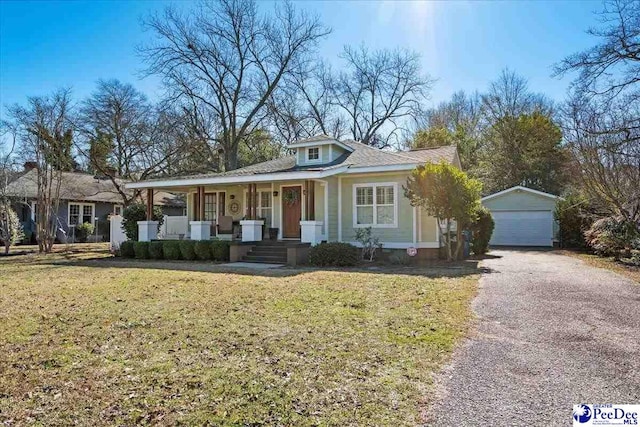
[133,241,150,259]
[194,241,211,261]
[120,241,135,258]
[179,240,197,260]
[149,241,164,259]
[470,206,494,255]
[211,240,230,261]
[163,241,182,260]
[308,242,359,267]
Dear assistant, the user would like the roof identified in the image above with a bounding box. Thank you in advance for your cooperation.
[127,140,459,189]
[5,168,184,206]
[481,185,561,202]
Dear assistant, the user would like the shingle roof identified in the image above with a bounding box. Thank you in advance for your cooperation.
[5,169,184,206]
[131,141,459,185]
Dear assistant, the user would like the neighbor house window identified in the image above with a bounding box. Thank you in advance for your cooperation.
[306,147,320,162]
[353,183,397,228]
[114,205,123,216]
[68,202,95,227]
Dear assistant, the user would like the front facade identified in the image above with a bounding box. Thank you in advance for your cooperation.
[482,186,560,247]
[128,136,461,258]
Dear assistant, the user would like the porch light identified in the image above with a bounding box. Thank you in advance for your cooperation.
[272,191,279,197]
[230,194,235,200]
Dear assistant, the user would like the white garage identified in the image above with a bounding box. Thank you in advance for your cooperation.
[481,186,560,247]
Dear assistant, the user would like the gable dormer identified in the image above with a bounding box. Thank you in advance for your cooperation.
[288,135,353,167]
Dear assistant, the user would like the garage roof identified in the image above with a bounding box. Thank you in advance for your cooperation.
[481,186,560,202]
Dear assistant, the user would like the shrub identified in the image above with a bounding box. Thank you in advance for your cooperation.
[470,206,494,255]
[133,241,150,259]
[388,251,413,266]
[210,240,230,261]
[354,227,382,261]
[308,242,359,267]
[120,241,135,258]
[149,241,164,259]
[121,204,164,241]
[555,192,593,249]
[179,240,197,260]
[584,216,640,258]
[194,241,211,261]
[163,240,181,260]
[75,222,95,243]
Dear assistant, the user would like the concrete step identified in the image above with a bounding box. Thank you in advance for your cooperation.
[242,254,287,263]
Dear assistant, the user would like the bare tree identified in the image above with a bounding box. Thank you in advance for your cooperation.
[482,69,553,121]
[334,46,432,147]
[6,89,74,252]
[561,93,640,221]
[554,0,640,101]
[77,79,184,204]
[141,0,329,171]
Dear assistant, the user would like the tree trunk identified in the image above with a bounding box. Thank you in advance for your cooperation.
[4,243,9,255]
[445,219,453,261]
[224,147,238,172]
[454,227,463,260]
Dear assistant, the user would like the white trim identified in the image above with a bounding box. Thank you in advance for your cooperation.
[412,206,417,245]
[67,202,96,227]
[126,166,348,189]
[113,204,123,216]
[288,139,354,153]
[345,163,418,174]
[418,207,422,243]
[481,185,560,202]
[279,183,304,239]
[337,176,342,242]
[348,241,440,249]
[30,201,36,221]
[329,145,333,162]
[352,182,398,229]
[315,179,329,240]
[305,146,322,164]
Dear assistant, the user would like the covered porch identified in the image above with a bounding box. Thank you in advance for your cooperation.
[135,179,327,246]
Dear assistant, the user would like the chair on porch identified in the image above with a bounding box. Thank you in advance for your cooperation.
[217,215,234,240]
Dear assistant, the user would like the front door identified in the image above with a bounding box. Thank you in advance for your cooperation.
[282,186,302,238]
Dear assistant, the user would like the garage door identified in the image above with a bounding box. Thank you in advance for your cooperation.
[489,210,553,247]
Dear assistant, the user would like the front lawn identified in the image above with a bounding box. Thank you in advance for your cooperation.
[0,247,478,425]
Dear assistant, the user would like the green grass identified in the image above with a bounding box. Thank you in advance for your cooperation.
[0,245,478,425]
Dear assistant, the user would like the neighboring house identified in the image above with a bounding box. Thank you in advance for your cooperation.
[482,185,560,247]
[127,135,461,261]
[4,165,185,243]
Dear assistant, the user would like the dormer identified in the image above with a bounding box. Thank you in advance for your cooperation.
[288,135,354,167]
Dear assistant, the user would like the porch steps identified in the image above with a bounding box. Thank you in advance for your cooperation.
[241,244,288,264]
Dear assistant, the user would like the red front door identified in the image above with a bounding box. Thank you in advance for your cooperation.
[282,186,301,238]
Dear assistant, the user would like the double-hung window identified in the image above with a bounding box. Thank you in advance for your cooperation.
[306,147,320,163]
[68,202,95,227]
[353,183,397,228]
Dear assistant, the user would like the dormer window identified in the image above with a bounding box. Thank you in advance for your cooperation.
[306,147,321,163]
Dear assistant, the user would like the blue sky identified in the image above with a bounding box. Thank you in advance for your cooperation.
[1,0,600,120]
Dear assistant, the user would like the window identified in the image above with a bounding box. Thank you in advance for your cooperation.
[306,146,320,162]
[353,183,397,228]
[245,190,273,227]
[68,202,95,227]
[114,205,123,216]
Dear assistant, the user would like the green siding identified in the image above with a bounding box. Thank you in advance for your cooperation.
[483,190,557,211]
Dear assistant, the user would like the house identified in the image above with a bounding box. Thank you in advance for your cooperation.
[126,135,461,263]
[4,165,185,243]
[481,185,560,247]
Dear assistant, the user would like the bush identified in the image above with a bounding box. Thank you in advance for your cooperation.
[194,241,211,261]
[470,206,494,255]
[388,251,413,265]
[163,240,181,260]
[308,242,359,267]
[120,241,135,258]
[584,216,640,258]
[75,222,95,243]
[133,241,150,259]
[121,204,164,241]
[149,241,164,259]
[555,192,593,249]
[179,240,197,260]
[354,227,382,261]
[210,240,230,261]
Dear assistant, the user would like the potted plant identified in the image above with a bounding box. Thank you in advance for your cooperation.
[269,227,279,240]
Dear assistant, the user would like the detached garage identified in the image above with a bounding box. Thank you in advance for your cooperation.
[481,186,560,247]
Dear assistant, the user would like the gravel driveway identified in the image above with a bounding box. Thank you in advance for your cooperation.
[429,249,640,426]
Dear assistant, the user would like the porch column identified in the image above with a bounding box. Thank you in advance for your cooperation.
[138,188,159,242]
[146,188,154,220]
[300,180,322,245]
[190,185,211,240]
[240,182,263,241]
